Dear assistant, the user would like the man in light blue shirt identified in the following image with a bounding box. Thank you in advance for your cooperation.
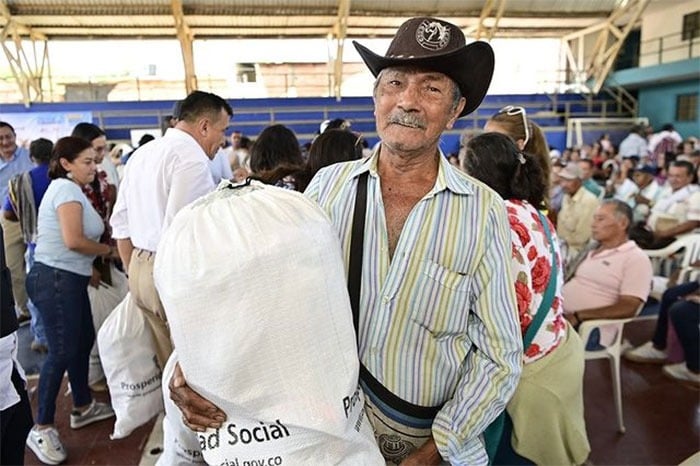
[0,122,34,322]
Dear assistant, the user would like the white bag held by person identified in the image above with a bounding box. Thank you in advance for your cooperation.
[154,182,382,466]
[88,264,129,386]
[97,292,164,439]
[157,350,206,466]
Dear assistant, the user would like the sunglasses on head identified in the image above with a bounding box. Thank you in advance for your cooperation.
[499,105,530,149]
[354,133,364,148]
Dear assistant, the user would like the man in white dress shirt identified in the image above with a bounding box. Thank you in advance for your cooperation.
[110,90,232,367]
[646,160,700,247]
[618,125,649,160]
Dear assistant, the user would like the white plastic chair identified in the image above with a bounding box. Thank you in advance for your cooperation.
[577,302,645,434]
[644,233,700,302]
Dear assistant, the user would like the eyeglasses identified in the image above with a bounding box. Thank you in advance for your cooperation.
[499,105,530,149]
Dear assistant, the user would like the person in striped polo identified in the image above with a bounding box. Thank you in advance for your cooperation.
[169,17,522,466]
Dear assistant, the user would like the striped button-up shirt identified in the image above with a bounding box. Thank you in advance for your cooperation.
[305,149,522,465]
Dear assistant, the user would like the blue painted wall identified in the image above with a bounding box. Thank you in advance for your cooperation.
[608,58,700,138]
[638,81,700,137]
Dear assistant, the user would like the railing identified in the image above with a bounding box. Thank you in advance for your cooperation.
[546,93,636,120]
[0,93,629,155]
[83,94,626,144]
[602,81,638,116]
[639,31,700,67]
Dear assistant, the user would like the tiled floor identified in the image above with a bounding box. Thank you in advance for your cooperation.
[18,319,700,465]
[584,319,699,465]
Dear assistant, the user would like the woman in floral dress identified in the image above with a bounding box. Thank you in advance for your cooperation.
[462,132,590,466]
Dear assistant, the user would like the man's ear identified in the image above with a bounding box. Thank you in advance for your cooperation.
[196,117,213,137]
[445,97,466,130]
[622,217,631,233]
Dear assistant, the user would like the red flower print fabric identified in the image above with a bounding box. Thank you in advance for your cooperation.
[506,199,566,364]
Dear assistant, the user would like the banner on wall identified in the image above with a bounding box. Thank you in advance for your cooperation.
[0,111,93,148]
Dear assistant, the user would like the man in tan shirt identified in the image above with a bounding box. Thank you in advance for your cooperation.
[557,162,599,262]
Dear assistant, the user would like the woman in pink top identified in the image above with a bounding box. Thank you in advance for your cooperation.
[462,132,590,465]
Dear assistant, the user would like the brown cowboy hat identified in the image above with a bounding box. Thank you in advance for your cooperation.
[353,17,494,117]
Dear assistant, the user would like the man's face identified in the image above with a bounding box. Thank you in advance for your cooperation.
[666,165,692,191]
[577,161,593,180]
[91,135,107,164]
[0,126,18,157]
[632,171,652,188]
[559,177,581,195]
[550,165,562,186]
[373,67,465,156]
[200,109,230,159]
[591,203,625,242]
[231,132,242,149]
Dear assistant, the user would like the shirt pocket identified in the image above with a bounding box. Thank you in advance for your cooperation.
[410,259,472,338]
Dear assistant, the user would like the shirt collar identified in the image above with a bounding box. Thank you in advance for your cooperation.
[165,127,209,158]
[570,186,589,201]
[347,143,473,197]
[591,239,637,258]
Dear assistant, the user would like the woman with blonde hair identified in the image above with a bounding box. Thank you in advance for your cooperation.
[485,106,551,206]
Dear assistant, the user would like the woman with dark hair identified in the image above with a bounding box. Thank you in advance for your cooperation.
[71,122,120,188]
[307,129,362,174]
[288,129,364,192]
[25,137,117,465]
[484,106,551,207]
[71,123,119,284]
[71,124,127,391]
[249,124,305,191]
[462,133,589,465]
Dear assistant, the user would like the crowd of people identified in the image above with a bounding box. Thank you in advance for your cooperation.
[0,15,698,466]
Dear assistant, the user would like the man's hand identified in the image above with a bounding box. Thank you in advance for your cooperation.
[169,362,226,432]
[399,437,443,466]
[564,312,580,329]
[634,194,650,205]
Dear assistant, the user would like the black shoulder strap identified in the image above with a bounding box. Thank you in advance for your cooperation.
[348,171,369,340]
[346,171,441,420]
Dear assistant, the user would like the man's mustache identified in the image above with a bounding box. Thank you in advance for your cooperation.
[387,112,427,130]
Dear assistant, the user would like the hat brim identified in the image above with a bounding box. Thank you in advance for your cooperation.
[352,40,494,117]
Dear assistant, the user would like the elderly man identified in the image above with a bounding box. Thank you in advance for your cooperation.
[170,17,521,466]
[578,159,603,198]
[644,160,700,248]
[110,90,232,367]
[0,122,34,326]
[563,200,652,345]
[631,165,663,222]
[557,162,600,261]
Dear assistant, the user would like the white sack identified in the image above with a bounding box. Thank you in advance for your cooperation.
[97,292,164,439]
[157,350,206,466]
[88,264,129,385]
[154,182,382,466]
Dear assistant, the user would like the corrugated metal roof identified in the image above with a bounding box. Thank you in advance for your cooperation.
[1,0,634,39]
